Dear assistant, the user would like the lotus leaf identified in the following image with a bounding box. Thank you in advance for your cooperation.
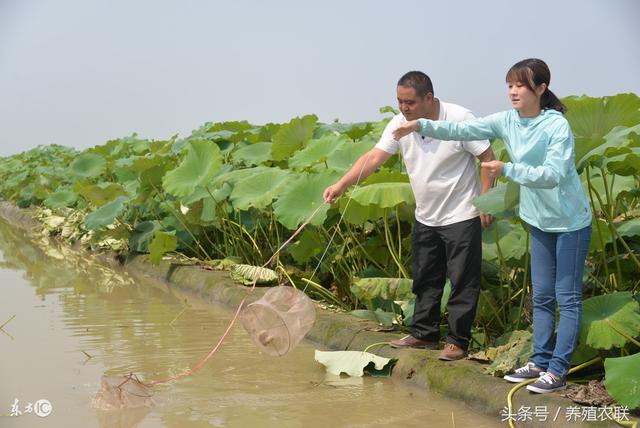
[482,220,527,262]
[590,218,613,253]
[273,171,340,230]
[70,153,107,179]
[472,330,533,376]
[314,350,397,377]
[288,134,348,171]
[617,218,640,238]
[580,291,640,350]
[349,182,414,208]
[44,190,78,209]
[231,142,273,166]
[604,352,640,409]
[148,231,177,264]
[289,228,325,264]
[229,168,290,211]
[564,94,640,167]
[338,198,386,223]
[326,138,376,173]
[79,183,127,207]
[271,115,317,161]
[472,182,517,217]
[84,196,129,231]
[229,264,278,285]
[128,221,161,252]
[212,166,272,189]
[162,140,222,198]
[606,151,640,176]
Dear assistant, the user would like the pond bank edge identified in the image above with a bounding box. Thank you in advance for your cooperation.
[0,201,619,428]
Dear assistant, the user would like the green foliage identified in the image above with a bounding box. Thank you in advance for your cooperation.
[148,231,178,264]
[581,292,640,349]
[604,353,640,409]
[1,93,638,401]
[271,114,318,161]
[162,139,223,198]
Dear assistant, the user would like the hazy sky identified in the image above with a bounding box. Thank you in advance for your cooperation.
[1,0,638,157]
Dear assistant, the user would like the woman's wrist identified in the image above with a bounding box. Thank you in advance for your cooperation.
[417,118,427,134]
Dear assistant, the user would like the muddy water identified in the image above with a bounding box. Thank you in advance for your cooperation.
[0,220,500,428]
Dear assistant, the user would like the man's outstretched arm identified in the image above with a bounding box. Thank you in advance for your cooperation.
[323,148,392,203]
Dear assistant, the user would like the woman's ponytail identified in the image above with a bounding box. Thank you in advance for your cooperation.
[541,88,567,113]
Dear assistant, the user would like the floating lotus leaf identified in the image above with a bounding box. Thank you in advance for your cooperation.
[288,134,348,171]
[617,217,640,238]
[70,153,107,179]
[229,264,278,285]
[84,196,129,231]
[580,291,640,350]
[148,231,177,264]
[314,350,397,377]
[349,182,414,208]
[79,183,127,207]
[604,352,640,409]
[273,171,341,230]
[229,168,290,211]
[162,140,222,198]
[44,190,78,209]
[231,142,273,166]
[271,115,318,161]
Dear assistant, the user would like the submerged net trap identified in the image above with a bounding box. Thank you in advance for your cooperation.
[241,286,316,356]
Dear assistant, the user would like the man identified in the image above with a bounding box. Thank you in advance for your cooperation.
[323,71,495,361]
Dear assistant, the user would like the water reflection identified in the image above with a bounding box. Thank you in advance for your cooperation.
[0,219,500,428]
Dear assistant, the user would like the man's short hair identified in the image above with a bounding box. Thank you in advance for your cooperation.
[397,71,434,98]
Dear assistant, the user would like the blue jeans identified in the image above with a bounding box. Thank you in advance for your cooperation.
[529,224,591,378]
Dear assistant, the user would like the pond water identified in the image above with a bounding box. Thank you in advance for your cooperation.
[0,219,500,428]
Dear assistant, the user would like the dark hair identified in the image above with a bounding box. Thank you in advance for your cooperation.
[506,58,567,113]
[397,71,434,98]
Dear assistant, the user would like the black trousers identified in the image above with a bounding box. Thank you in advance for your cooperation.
[410,217,482,350]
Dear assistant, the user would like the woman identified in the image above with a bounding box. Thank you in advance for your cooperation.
[393,58,591,394]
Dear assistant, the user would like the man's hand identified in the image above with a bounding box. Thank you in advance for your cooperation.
[479,212,495,229]
[392,120,420,140]
[323,182,346,203]
[480,160,505,178]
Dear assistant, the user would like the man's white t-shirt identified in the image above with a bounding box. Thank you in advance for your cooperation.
[375,101,490,227]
